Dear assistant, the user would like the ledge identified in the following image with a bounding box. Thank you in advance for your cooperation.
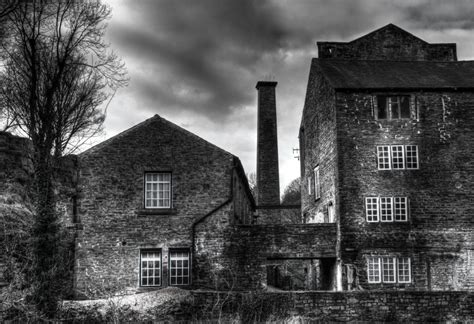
[137,208,178,216]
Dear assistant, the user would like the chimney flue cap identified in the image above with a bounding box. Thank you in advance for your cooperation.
[256,81,278,89]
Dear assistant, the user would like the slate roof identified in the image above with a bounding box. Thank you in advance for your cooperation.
[315,59,474,90]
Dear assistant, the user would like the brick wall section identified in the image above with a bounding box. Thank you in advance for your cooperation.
[317,24,456,61]
[190,291,474,322]
[256,81,280,206]
[194,214,337,290]
[300,62,338,224]
[335,91,474,290]
[74,115,253,297]
[256,205,301,224]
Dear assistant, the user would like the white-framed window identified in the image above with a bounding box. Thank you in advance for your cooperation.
[377,145,419,170]
[394,197,408,221]
[365,197,379,222]
[382,257,396,283]
[145,172,171,208]
[140,250,161,287]
[380,197,393,222]
[376,95,411,120]
[366,197,408,222]
[397,257,411,283]
[314,166,320,200]
[169,250,190,286]
[377,146,391,170]
[367,257,381,283]
[367,256,412,284]
[391,145,405,169]
[308,176,312,195]
[405,145,419,169]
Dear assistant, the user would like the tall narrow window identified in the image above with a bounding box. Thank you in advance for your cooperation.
[308,176,312,195]
[145,173,171,208]
[314,166,321,200]
[394,197,408,221]
[169,250,190,286]
[405,145,419,169]
[397,257,411,283]
[382,257,396,283]
[367,257,381,283]
[377,146,391,170]
[365,197,379,222]
[391,146,405,169]
[380,197,393,222]
[140,250,161,287]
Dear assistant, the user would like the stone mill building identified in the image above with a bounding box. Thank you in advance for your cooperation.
[0,24,473,297]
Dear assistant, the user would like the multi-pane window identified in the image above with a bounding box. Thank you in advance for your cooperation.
[382,257,396,283]
[314,166,321,200]
[405,145,419,169]
[367,256,412,284]
[365,197,379,222]
[365,197,408,222]
[390,145,405,169]
[394,197,408,221]
[140,250,161,287]
[377,95,411,120]
[367,257,381,283]
[379,197,393,222]
[377,145,419,170]
[377,146,391,170]
[169,250,190,286]
[397,257,411,283]
[145,173,171,208]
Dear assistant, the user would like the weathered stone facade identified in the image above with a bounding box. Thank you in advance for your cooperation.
[300,24,474,291]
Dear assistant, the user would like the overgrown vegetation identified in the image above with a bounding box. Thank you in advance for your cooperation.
[0,0,127,319]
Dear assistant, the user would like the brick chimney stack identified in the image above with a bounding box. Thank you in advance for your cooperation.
[256,81,280,206]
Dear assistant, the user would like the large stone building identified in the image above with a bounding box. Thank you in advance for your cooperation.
[0,24,472,297]
[299,24,474,290]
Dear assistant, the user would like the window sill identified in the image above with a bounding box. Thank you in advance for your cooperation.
[137,208,177,216]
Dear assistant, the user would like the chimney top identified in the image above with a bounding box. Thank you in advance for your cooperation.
[256,81,278,89]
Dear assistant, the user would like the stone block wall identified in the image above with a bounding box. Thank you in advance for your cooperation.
[335,91,474,290]
[317,24,456,61]
[256,205,300,224]
[299,61,338,224]
[74,116,246,297]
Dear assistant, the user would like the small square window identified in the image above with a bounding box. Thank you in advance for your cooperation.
[140,250,161,287]
[145,172,171,209]
[169,250,190,286]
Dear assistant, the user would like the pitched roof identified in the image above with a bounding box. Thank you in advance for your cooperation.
[314,59,474,90]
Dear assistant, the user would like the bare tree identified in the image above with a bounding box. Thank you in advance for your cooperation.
[0,0,127,318]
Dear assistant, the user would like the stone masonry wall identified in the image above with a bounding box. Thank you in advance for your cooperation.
[300,62,338,224]
[335,91,474,291]
[194,210,337,290]
[317,24,456,61]
[74,116,240,297]
[190,290,474,322]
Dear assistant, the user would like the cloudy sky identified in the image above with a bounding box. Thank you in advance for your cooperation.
[100,0,474,194]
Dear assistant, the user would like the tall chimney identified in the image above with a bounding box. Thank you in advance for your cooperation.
[256,81,280,206]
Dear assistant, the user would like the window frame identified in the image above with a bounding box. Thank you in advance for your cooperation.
[314,165,321,200]
[307,175,312,196]
[169,249,191,286]
[382,257,396,283]
[365,197,379,223]
[139,249,162,287]
[144,172,172,209]
[366,196,408,223]
[376,145,419,170]
[376,95,411,121]
[367,256,412,284]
